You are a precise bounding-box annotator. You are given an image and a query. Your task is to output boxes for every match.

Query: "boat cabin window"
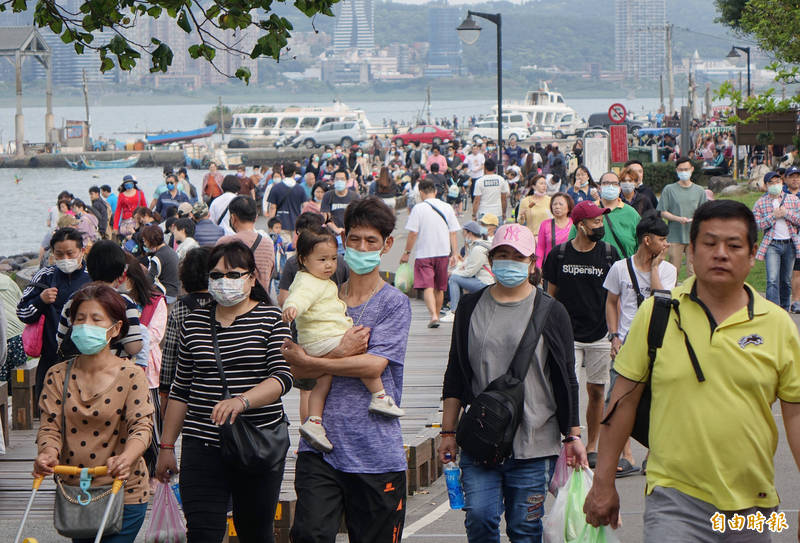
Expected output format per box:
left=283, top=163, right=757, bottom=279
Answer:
left=300, top=117, right=319, bottom=129
left=259, top=117, right=278, bottom=128
left=561, top=114, right=573, bottom=123
left=280, top=117, right=299, bottom=129
left=509, top=114, right=524, bottom=123
left=323, top=117, right=339, bottom=125
left=557, top=95, right=565, bottom=103
left=243, top=117, right=258, bottom=128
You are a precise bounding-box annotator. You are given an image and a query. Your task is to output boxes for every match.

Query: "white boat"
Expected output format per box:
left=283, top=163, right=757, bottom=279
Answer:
left=494, top=83, right=584, bottom=139
left=229, top=103, right=373, bottom=144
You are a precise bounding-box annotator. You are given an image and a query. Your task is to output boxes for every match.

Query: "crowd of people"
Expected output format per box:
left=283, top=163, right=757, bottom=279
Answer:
left=1, top=135, right=799, bottom=543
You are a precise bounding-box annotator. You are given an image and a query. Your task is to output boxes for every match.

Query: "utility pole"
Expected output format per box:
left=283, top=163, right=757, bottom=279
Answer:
left=659, top=75, right=664, bottom=113
left=218, top=96, right=225, bottom=142
left=82, top=70, right=90, bottom=151
left=666, top=24, right=674, bottom=116
left=426, top=86, right=431, bottom=125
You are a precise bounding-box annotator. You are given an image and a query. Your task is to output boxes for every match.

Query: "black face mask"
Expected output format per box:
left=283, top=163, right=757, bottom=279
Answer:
left=584, top=224, right=605, bottom=242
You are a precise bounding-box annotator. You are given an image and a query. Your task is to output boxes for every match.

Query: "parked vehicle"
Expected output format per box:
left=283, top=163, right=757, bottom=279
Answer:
left=552, top=112, right=587, bottom=139
left=229, top=103, right=371, bottom=144
left=467, top=121, right=529, bottom=143
left=290, top=120, right=367, bottom=149
left=393, top=125, right=455, bottom=146
left=586, top=112, right=645, bottom=135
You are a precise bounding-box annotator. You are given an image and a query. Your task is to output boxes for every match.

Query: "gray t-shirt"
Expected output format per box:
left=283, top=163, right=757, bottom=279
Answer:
left=657, top=182, right=707, bottom=244
left=468, top=288, right=561, bottom=459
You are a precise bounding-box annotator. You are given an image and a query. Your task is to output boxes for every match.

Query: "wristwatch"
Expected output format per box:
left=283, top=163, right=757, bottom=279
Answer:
left=607, top=332, right=620, bottom=341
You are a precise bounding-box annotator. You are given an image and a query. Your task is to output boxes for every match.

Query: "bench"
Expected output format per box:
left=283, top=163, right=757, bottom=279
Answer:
left=12, top=359, right=37, bottom=430
left=273, top=498, right=296, bottom=543
left=405, top=433, right=433, bottom=495
left=0, top=381, right=8, bottom=447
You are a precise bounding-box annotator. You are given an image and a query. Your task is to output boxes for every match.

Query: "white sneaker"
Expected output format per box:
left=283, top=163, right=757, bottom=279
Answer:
left=299, top=419, right=333, bottom=452
left=368, top=394, right=405, bottom=418
left=440, top=311, right=455, bottom=323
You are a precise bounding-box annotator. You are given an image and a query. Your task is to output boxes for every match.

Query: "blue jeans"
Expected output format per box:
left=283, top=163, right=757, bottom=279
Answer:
left=460, top=452, right=556, bottom=543
left=765, top=240, right=795, bottom=310
left=72, top=503, right=148, bottom=543
left=448, top=275, right=487, bottom=311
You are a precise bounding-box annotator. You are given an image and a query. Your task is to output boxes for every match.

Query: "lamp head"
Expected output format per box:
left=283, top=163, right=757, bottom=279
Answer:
left=457, top=14, right=482, bottom=46
left=727, top=46, right=741, bottom=59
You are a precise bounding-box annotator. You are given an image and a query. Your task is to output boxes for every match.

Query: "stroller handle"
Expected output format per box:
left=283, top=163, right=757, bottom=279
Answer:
left=31, top=465, right=112, bottom=489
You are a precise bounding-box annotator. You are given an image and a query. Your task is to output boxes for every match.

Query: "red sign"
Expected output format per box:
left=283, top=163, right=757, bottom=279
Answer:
left=608, top=103, right=627, bottom=124
left=610, top=124, right=628, bottom=163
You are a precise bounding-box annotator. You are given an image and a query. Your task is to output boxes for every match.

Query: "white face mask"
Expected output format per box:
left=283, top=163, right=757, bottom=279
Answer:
left=55, top=258, right=81, bottom=274
left=208, top=277, right=249, bottom=307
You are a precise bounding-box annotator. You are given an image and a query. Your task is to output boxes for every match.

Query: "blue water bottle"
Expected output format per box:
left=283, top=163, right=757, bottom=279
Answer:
left=443, top=454, right=464, bottom=510
left=171, top=479, right=182, bottom=509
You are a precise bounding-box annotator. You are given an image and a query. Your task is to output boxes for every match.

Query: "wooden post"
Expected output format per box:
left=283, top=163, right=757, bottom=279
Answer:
left=45, top=53, right=54, bottom=145
left=11, top=360, right=38, bottom=430
left=15, top=50, right=24, bottom=158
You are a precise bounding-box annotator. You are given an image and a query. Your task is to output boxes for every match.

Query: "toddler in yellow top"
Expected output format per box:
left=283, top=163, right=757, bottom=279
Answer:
left=283, top=226, right=404, bottom=452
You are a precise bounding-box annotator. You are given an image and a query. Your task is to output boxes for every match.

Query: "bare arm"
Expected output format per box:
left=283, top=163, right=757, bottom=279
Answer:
left=660, top=210, right=683, bottom=223
left=277, top=289, right=289, bottom=307
left=547, top=282, right=558, bottom=297
left=501, top=192, right=508, bottom=218
left=437, top=397, right=463, bottom=463
left=283, top=339, right=387, bottom=381
left=605, top=292, right=620, bottom=335
left=403, top=231, right=418, bottom=254
left=267, top=204, right=277, bottom=219
left=781, top=401, right=800, bottom=471
left=122, top=340, right=143, bottom=356
left=472, top=196, right=481, bottom=219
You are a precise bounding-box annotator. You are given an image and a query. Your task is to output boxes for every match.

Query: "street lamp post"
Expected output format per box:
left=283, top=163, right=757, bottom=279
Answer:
left=458, top=11, right=503, bottom=172
left=727, top=46, right=751, bottom=97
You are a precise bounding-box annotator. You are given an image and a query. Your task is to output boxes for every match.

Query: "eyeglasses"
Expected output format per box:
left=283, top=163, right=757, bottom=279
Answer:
left=209, top=271, right=251, bottom=280
left=600, top=182, right=620, bottom=187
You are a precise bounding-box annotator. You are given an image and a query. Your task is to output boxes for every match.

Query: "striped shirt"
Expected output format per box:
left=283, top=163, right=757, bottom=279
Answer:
left=160, top=293, right=213, bottom=393
left=56, top=292, right=144, bottom=364
left=170, top=302, right=293, bottom=445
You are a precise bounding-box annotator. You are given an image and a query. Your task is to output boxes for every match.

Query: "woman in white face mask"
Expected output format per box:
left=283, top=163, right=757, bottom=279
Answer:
left=517, top=175, right=552, bottom=244
left=155, top=240, right=293, bottom=542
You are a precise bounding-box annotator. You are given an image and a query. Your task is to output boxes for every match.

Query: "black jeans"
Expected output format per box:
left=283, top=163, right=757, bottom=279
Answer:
left=179, top=437, right=284, bottom=543
left=290, top=452, right=406, bottom=543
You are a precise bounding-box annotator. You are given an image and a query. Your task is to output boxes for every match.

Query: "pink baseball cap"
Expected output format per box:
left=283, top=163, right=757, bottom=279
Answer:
left=490, top=223, right=535, bottom=257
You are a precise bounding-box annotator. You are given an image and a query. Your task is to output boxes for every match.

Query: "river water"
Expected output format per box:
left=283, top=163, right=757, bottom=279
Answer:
left=0, top=97, right=671, bottom=256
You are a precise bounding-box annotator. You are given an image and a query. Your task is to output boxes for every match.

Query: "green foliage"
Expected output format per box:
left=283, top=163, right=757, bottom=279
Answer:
left=739, top=0, right=800, bottom=64
left=0, top=0, right=340, bottom=82
left=643, top=160, right=708, bottom=194
left=714, top=0, right=749, bottom=29
left=204, top=105, right=233, bottom=131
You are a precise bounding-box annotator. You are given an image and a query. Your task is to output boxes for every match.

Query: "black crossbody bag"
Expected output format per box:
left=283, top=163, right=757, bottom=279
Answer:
left=456, top=289, right=554, bottom=466
left=209, top=305, right=289, bottom=472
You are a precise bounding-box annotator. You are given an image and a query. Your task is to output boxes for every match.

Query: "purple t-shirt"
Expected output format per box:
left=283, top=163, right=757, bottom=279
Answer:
left=298, top=283, right=412, bottom=473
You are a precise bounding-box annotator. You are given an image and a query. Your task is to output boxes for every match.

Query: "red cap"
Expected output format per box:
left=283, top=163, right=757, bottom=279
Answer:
left=571, top=201, right=610, bottom=223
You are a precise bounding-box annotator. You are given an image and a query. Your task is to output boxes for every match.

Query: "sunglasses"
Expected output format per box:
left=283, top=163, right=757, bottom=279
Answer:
left=209, top=271, right=251, bottom=280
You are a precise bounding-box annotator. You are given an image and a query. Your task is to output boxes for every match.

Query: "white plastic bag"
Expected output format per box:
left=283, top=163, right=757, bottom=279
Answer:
left=549, top=445, right=569, bottom=495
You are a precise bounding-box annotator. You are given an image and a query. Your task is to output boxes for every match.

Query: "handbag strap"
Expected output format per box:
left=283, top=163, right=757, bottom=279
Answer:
left=626, top=257, right=646, bottom=307
left=507, top=289, right=554, bottom=381
left=550, top=218, right=556, bottom=256
left=208, top=303, right=232, bottom=400
left=603, top=211, right=627, bottom=256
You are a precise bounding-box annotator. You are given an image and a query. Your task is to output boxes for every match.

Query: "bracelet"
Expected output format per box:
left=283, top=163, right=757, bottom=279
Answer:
left=238, top=395, right=250, bottom=411
left=159, top=444, right=175, bottom=450
left=562, top=435, right=581, bottom=443
left=439, top=430, right=456, bottom=436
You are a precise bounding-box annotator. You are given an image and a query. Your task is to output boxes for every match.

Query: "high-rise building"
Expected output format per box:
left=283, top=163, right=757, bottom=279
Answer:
left=614, top=0, right=665, bottom=80
left=424, top=5, right=462, bottom=78
left=332, top=0, right=375, bottom=52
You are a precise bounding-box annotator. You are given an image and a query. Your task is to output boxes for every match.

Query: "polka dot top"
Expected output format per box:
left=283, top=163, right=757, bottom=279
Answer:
left=36, top=360, right=154, bottom=505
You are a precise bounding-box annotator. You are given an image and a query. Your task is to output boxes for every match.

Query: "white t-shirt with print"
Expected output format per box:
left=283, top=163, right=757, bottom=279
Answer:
left=474, top=174, right=510, bottom=218
left=603, top=258, right=678, bottom=339
left=405, top=198, right=461, bottom=259
left=464, top=153, right=486, bottom=179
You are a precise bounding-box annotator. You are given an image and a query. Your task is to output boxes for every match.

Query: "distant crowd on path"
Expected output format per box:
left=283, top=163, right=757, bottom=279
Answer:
left=5, top=140, right=800, bottom=543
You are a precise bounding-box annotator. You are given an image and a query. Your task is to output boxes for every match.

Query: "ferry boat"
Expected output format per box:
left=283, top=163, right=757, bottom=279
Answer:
left=494, top=83, right=584, bottom=138
left=229, top=103, right=372, bottom=144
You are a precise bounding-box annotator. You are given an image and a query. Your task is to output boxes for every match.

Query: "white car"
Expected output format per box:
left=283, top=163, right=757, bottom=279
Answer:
left=468, top=121, right=529, bottom=143
left=292, top=120, right=367, bottom=149
left=551, top=112, right=587, bottom=139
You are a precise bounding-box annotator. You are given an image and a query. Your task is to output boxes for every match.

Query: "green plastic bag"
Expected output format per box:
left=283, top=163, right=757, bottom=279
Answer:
left=578, top=523, right=620, bottom=543
left=564, top=468, right=591, bottom=542
left=394, top=262, right=414, bottom=294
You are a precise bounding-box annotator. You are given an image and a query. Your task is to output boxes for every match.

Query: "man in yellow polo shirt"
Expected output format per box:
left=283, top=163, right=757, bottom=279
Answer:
left=584, top=200, right=800, bottom=542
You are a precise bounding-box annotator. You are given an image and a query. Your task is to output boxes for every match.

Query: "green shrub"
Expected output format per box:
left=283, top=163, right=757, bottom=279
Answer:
left=642, top=160, right=708, bottom=193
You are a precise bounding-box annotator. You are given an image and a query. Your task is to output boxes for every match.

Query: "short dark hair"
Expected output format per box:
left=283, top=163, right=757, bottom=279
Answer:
left=296, top=226, right=338, bottom=270
left=675, top=157, right=693, bottom=168
left=72, top=198, right=88, bottom=211
left=178, top=167, right=188, bottom=176
left=179, top=246, right=210, bottom=293
left=295, top=212, right=325, bottom=234
left=100, top=185, right=112, bottom=193
left=50, top=227, right=83, bottom=250
left=283, top=163, right=296, bottom=177
left=636, top=210, right=668, bottom=241
left=86, top=241, right=126, bottom=282
left=430, top=163, right=440, bottom=173
left=690, top=200, right=757, bottom=248
left=57, top=190, right=73, bottom=203
left=311, top=182, right=328, bottom=197
left=484, top=158, right=497, bottom=172
left=344, top=196, right=395, bottom=240
left=268, top=218, right=283, bottom=230
left=173, top=218, right=195, bottom=237
left=165, top=216, right=178, bottom=231
left=166, top=174, right=178, bottom=184
left=134, top=206, right=155, bottom=220
left=123, top=253, right=157, bottom=306
left=550, top=192, right=575, bottom=217
left=69, top=283, right=129, bottom=342
left=89, top=186, right=101, bottom=195
left=209, top=241, right=271, bottom=303
left=334, top=169, right=348, bottom=180
left=228, top=196, right=258, bottom=223
left=624, top=160, right=643, bottom=168
left=221, top=174, right=241, bottom=193
left=418, top=180, right=436, bottom=194
left=141, top=224, right=164, bottom=247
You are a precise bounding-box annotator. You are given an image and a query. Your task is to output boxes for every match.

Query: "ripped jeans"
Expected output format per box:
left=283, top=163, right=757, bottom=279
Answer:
left=460, top=451, right=556, bottom=543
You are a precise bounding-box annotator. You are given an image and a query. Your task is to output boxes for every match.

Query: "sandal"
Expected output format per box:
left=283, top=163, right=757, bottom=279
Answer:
left=428, top=320, right=440, bottom=329
left=616, top=458, right=640, bottom=478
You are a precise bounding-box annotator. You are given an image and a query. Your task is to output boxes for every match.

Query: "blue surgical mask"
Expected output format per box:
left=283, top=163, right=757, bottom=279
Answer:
left=344, top=246, right=383, bottom=275
left=600, top=185, right=620, bottom=200
left=480, top=226, right=489, bottom=236
left=491, top=259, right=530, bottom=288
left=71, top=324, right=115, bottom=355
left=677, top=171, right=692, bottom=181
left=323, top=153, right=332, bottom=159
left=124, top=182, right=134, bottom=190
left=334, top=180, right=347, bottom=192
left=768, top=183, right=783, bottom=196
left=166, top=183, right=175, bottom=191
left=356, top=151, right=362, bottom=157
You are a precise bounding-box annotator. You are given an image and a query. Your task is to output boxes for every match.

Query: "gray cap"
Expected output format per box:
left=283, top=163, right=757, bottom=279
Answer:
left=462, top=221, right=482, bottom=236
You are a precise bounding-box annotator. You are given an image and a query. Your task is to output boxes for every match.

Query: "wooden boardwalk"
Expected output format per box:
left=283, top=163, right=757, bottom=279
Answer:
left=0, top=295, right=451, bottom=521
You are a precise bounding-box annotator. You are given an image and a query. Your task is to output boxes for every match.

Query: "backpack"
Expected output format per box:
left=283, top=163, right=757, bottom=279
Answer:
left=456, top=289, right=554, bottom=466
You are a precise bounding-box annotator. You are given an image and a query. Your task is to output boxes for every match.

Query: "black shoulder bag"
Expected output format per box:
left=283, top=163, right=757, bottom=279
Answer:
left=625, top=257, right=646, bottom=307
left=456, top=290, right=554, bottom=466
left=209, top=306, right=290, bottom=472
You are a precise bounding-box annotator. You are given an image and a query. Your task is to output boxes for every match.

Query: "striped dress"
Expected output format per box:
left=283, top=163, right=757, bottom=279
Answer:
left=170, top=302, right=293, bottom=445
